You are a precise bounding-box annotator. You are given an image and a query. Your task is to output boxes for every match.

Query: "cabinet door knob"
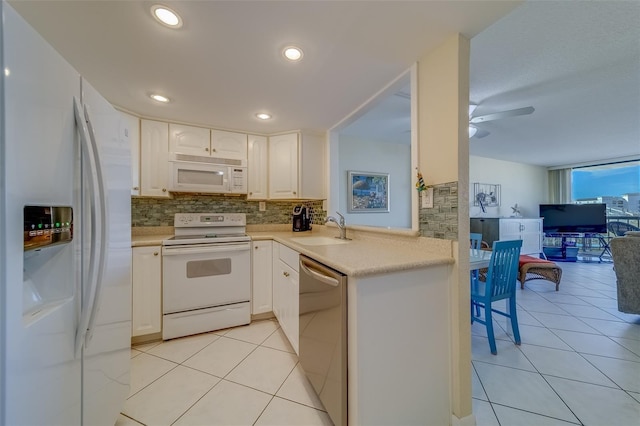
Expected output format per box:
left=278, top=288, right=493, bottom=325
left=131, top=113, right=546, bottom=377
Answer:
left=293, top=191, right=297, bottom=195
left=283, top=271, right=290, bottom=277
left=162, top=188, right=167, bottom=192
left=153, top=252, right=159, bottom=256
left=212, top=148, right=217, bottom=152
left=205, top=147, right=209, bottom=152
left=133, top=186, right=139, bottom=191
left=255, top=246, right=258, bottom=250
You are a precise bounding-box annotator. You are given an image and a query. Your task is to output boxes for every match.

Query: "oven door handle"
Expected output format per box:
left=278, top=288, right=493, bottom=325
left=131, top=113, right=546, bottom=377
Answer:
left=162, top=244, right=250, bottom=256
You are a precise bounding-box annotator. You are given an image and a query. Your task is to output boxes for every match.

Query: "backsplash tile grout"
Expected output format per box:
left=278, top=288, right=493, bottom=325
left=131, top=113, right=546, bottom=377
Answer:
left=131, top=194, right=325, bottom=227
left=132, top=183, right=458, bottom=241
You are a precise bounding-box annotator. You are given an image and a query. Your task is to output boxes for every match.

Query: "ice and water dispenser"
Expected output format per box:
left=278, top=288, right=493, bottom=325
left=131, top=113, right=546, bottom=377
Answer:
left=23, top=206, right=74, bottom=322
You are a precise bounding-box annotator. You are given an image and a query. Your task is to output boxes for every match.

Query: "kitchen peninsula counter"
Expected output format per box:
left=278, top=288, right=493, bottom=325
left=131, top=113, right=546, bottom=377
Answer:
left=131, top=224, right=454, bottom=425
left=249, top=225, right=453, bottom=277
left=131, top=225, right=453, bottom=276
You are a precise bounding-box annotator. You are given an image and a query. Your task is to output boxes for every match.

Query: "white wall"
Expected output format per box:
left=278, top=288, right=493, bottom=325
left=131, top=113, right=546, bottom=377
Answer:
left=470, top=155, right=548, bottom=218
left=338, top=135, right=411, bottom=228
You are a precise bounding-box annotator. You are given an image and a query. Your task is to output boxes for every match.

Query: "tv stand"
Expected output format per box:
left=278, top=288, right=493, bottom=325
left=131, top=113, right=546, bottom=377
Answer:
left=543, top=233, right=611, bottom=262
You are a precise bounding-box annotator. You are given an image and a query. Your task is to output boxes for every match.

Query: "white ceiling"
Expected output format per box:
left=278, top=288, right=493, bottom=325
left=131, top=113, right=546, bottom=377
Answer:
left=469, top=1, right=640, bottom=167
left=9, top=0, right=516, bottom=132
left=9, top=1, right=639, bottom=168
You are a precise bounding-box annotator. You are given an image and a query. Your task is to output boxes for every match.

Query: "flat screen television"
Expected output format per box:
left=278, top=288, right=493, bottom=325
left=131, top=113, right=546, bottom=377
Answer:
left=539, top=203, right=607, bottom=234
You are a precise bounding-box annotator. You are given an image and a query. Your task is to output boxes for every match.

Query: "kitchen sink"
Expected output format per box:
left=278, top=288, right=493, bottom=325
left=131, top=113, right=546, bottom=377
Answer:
left=289, top=236, right=350, bottom=246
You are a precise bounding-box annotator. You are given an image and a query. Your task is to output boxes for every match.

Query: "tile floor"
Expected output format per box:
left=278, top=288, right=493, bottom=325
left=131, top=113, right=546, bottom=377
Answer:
left=472, top=261, right=640, bottom=426
left=117, top=319, right=332, bottom=426
left=117, top=261, right=640, bottom=426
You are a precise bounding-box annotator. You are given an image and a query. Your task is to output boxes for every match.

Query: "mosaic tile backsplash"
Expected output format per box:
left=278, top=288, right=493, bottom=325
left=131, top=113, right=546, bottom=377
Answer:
left=131, top=194, right=325, bottom=227
left=419, top=181, right=458, bottom=240
left=133, top=183, right=458, bottom=241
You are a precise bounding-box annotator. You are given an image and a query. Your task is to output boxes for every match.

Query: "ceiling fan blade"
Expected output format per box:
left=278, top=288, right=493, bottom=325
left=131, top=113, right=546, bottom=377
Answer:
left=470, top=106, right=534, bottom=124
left=474, top=129, right=491, bottom=138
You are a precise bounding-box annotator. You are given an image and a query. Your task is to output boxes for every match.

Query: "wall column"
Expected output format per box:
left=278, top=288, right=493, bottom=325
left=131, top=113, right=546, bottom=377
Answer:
left=418, top=33, right=472, bottom=422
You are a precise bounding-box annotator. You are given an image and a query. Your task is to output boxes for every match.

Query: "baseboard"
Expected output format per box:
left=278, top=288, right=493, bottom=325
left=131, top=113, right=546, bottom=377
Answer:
left=131, top=332, right=162, bottom=346
left=452, top=412, right=476, bottom=426
left=251, top=311, right=275, bottom=321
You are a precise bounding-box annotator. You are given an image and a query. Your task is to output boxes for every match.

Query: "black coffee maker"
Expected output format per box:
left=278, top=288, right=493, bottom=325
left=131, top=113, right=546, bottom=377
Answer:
left=292, top=205, right=311, bottom=232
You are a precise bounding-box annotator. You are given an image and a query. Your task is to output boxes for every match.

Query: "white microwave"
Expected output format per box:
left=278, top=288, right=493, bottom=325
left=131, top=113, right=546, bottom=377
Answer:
left=168, top=153, right=247, bottom=194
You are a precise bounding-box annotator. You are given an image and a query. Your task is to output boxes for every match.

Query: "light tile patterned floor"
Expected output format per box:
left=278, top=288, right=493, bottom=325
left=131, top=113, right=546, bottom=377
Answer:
left=117, top=320, right=331, bottom=426
left=118, top=261, right=640, bottom=425
left=472, top=261, right=640, bottom=425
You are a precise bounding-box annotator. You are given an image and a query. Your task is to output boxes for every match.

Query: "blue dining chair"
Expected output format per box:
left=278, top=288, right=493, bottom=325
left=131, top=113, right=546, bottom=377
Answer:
left=470, top=233, right=484, bottom=316
left=470, top=233, right=483, bottom=251
left=471, top=239, right=523, bottom=355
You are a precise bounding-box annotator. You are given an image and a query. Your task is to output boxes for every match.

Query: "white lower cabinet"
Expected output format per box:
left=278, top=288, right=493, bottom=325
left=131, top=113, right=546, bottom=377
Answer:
left=131, top=246, right=162, bottom=338
left=499, top=218, right=543, bottom=255
left=272, top=242, right=299, bottom=354
left=251, top=240, right=273, bottom=315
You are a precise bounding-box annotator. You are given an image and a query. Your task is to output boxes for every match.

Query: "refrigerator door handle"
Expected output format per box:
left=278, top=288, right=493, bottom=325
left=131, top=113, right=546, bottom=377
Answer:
left=82, top=103, right=109, bottom=347
left=72, top=97, right=101, bottom=357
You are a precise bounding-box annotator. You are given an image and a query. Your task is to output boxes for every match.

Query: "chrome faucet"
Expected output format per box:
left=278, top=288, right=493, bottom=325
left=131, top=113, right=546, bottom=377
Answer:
left=326, top=211, right=349, bottom=240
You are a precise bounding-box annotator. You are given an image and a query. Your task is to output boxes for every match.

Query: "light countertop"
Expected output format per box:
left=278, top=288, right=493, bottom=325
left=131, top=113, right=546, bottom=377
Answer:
left=132, top=225, right=453, bottom=277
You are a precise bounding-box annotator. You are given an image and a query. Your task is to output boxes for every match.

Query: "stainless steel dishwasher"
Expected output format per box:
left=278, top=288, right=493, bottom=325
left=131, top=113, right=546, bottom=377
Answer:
left=299, top=255, right=347, bottom=426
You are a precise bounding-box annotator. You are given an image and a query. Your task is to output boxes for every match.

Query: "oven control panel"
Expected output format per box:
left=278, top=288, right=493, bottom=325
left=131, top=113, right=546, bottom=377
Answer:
left=174, top=213, right=246, bottom=228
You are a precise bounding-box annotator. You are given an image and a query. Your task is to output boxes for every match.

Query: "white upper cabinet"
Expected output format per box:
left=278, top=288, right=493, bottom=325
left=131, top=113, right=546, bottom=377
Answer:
left=169, top=123, right=210, bottom=156
left=269, top=132, right=325, bottom=199
left=140, top=119, right=170, bottom=198
left=119, top=111, right=140, bottom=196
left=169, top=125, right=247, bottom=162
left=269, top=133, right=298, bottom=199
left=247, top=135, right=268, bottom=200
left=211, top=130, right=248, bottom=161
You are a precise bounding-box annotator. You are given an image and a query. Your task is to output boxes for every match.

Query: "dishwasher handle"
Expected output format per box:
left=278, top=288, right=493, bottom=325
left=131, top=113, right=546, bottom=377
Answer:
left=299, top=258, right=339, bottom=287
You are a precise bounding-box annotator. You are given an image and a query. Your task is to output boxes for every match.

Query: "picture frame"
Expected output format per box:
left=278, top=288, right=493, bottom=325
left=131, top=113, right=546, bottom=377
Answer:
left=473, top=182, right=501, bottom=207
left=348, top=171, right=390, bottom=213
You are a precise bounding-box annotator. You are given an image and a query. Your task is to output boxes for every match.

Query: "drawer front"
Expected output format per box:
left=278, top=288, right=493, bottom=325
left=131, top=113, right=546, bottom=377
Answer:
left=279, top=243, right=299, bottom=272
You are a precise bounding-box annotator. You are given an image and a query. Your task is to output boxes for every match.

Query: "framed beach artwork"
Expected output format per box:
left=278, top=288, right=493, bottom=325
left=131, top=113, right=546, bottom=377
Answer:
left=347, top=171, right=389, bottom=213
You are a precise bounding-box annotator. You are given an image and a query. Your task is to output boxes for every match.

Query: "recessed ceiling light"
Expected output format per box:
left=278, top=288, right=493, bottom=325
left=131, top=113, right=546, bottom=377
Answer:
left=150, top=94, right=170, bottom=103
left=151, top=5, right=183, bottom=28
left=282, top=46, right=303, bottom=62
left=256, top=113, right=272, bottom=120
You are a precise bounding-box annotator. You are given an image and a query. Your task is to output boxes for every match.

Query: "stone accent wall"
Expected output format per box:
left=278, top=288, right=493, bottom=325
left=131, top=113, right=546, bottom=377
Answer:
left=132, top=194, right=325, bottom=227
left=419, top=181, right=458, bottom=240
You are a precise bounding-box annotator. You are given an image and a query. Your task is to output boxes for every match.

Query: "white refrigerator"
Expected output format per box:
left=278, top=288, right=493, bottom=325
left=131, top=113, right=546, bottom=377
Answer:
left=0, top=2, right=132, bottom=425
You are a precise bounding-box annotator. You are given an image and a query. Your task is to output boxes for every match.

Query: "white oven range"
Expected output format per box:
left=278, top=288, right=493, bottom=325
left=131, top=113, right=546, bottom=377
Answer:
left=162, top=213, right=251, bottom=340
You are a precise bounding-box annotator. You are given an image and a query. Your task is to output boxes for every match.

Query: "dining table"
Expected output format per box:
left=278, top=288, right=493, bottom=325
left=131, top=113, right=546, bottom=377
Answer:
left=470, top=248, right=491, bottom=271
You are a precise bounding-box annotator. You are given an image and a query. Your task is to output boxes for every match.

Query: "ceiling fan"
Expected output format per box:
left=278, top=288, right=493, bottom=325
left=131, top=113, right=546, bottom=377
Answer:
left=469, top=104, right=535, bottom=138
